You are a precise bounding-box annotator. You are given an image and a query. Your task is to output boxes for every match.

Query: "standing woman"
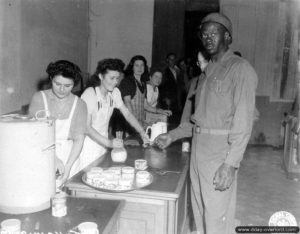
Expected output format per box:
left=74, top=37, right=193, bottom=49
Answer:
left=80, top=58, right=149, bottom=170
left=119, top=55, right=149, bottom=135
left=29, top=60, right=87, bottom=184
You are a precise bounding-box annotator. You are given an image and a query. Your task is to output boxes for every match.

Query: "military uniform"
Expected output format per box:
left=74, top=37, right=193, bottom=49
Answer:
left=169, top=50, right=258, bottom=233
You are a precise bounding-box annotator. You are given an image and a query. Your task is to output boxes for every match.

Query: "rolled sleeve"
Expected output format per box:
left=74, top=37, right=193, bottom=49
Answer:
left=112, top=88, right=124, bottom=109
left=225, top=62, right=258, bottom=168
left=81, top=87, right=97, bottom=116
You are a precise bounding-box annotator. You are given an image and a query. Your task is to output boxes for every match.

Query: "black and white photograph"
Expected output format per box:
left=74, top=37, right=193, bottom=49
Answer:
left=0, top=0, right=299, bottom=233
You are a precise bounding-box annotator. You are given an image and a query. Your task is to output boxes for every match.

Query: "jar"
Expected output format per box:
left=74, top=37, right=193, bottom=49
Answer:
left=52, top=192, right=67, bottom=217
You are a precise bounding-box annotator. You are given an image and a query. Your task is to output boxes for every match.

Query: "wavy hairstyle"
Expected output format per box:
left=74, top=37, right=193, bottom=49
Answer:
left=46, top=60, right=82, bottom=86
left=124, top=55, right=149, bottom=83
left=88, top=58, right=125, bottom=87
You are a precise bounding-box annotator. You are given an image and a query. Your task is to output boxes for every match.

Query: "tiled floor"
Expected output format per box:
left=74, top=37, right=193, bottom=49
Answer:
left=183, top=146, right=300, bottom=233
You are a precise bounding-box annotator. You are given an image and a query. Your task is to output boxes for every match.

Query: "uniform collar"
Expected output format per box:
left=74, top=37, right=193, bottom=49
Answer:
left=204, top=49, right=233, bottom=76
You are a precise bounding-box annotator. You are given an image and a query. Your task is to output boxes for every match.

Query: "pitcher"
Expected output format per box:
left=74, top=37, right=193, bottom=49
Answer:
left=146, top=122, right=167, bottom=144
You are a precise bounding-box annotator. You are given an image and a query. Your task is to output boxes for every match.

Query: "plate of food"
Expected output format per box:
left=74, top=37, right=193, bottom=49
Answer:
left=82, top=166, right=153, bottom=193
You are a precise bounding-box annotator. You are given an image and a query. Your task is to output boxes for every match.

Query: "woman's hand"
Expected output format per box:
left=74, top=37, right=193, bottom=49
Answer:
left=110, top=138, right=124, bottom=148
left=140, top=131, right=150, bottom=146
left=59, top=170, right=70, bottom=186
left=55, top=156, right=65, bottom=177
left=158, top=109, right=172, bottom=116
left=164, top=98, right=171, bottom=107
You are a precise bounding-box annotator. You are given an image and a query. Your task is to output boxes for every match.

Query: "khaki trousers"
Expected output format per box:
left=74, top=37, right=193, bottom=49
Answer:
left=190, top=132, right=237, bottom=234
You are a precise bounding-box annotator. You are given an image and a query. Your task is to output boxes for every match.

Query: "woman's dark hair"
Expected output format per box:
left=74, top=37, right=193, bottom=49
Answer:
left=95, top=58, right=125, bottom=76
left=88, top=58, right=125, bottom=87
left=149, top=67, right=163, bottom=77
left=46, top=60, right=82, bottom=86
left=124, top=55, right=149, bottom=82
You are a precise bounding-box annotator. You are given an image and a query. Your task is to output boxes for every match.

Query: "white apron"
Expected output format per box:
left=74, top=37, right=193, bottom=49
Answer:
left=79, top=87, right=114, bottom=170
left=41, top=91, right=79, bottom=178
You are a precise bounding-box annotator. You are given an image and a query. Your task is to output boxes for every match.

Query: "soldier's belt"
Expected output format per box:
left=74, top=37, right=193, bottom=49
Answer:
left=194, top=126, right=229, bottom=135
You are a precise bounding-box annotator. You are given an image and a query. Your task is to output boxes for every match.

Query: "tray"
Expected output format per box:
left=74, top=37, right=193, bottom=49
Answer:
left=82, top=169, right=153, bottom=193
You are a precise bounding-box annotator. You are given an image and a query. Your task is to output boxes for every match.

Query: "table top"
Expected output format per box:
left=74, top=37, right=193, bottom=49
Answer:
left=0, top=197, right=124, bottom=234
left=66, top=143, right=190, bottom=199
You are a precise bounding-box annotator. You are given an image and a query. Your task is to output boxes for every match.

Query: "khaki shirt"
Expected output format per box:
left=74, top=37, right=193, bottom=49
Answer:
left=170, top=50, right=258, bottom=168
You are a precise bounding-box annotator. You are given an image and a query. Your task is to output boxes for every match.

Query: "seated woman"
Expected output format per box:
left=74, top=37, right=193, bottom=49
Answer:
left=29, top=60, right=87, bottom=184
left=80, top=58, right=149, bottom=170
left=144, top=67, right=172, bottom=123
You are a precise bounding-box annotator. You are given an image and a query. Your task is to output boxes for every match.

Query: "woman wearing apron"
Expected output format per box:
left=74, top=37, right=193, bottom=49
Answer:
left=80, top=58, right=149, bottom=170
left=29, top=60, right=87, bottom=185
left=119, top=55, right=150, bottom=137
left=144, top=67, right=172, bottom=118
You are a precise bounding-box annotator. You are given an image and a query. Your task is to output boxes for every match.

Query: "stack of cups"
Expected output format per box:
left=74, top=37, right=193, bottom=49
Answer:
left=0, top=219, right=21, bottom=234
left=52, top=191, right=67, bottom=217
left=78, top=222, right=99, bottom=234
left=135, top=159, right=148, bottom=170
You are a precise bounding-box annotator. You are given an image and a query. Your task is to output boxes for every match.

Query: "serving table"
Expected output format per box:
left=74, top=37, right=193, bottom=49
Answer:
left=65, top=143, right=190, bottom=234
left=0, top=197, right=124, bottom=234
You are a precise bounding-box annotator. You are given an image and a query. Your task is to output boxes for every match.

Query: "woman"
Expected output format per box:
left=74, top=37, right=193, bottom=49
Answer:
left=29, top=60, right=87, bottom=184
left=80, top=58, right=149, bottom=170
left=119, top=55, right=149, bottom=131
left=144, top=67, right=172, bottom=117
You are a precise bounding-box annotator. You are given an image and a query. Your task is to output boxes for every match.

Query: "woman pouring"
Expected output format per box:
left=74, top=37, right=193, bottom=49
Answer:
left=29, top=60, right=87, bottom=185
left=80, top=58, right=149, bottom=170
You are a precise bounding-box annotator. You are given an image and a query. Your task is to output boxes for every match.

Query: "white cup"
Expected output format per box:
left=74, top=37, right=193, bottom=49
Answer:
left=135, top=159, right=148, bottom=170
left=78, top=222, right=99, bottom=234
left=1, top=219, right=21, bottom=234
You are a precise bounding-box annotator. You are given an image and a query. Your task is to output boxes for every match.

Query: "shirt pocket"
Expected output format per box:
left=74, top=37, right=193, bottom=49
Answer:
left=207, top=75, right=232, bottom=96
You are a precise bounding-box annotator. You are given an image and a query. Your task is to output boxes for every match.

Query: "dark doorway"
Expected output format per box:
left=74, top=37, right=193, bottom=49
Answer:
left=183, top=9, right=219, bottom=76
left=184, top=11, right=207, bottom=61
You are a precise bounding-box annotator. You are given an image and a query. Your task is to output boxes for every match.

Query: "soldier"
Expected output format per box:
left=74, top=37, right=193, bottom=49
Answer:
left=155, top=13, right=258, bottom=234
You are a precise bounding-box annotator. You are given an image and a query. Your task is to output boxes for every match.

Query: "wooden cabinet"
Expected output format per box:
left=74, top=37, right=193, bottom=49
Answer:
left=66, top=145, right=189, bottom=234
left=0, top=197, right=124, bottom=234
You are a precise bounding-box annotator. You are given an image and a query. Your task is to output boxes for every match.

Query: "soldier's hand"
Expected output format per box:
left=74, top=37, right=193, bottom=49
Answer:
left=154, top=133, right=172, bottom=149
left=213, top=163, right=236, bottom=191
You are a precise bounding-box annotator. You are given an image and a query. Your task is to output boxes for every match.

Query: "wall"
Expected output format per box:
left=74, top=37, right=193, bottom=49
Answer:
left=221, top=0, right=299, bottom=146
left=88, top=0, right=154, bottom=73
left=0, top=0, right=88, bottom=115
